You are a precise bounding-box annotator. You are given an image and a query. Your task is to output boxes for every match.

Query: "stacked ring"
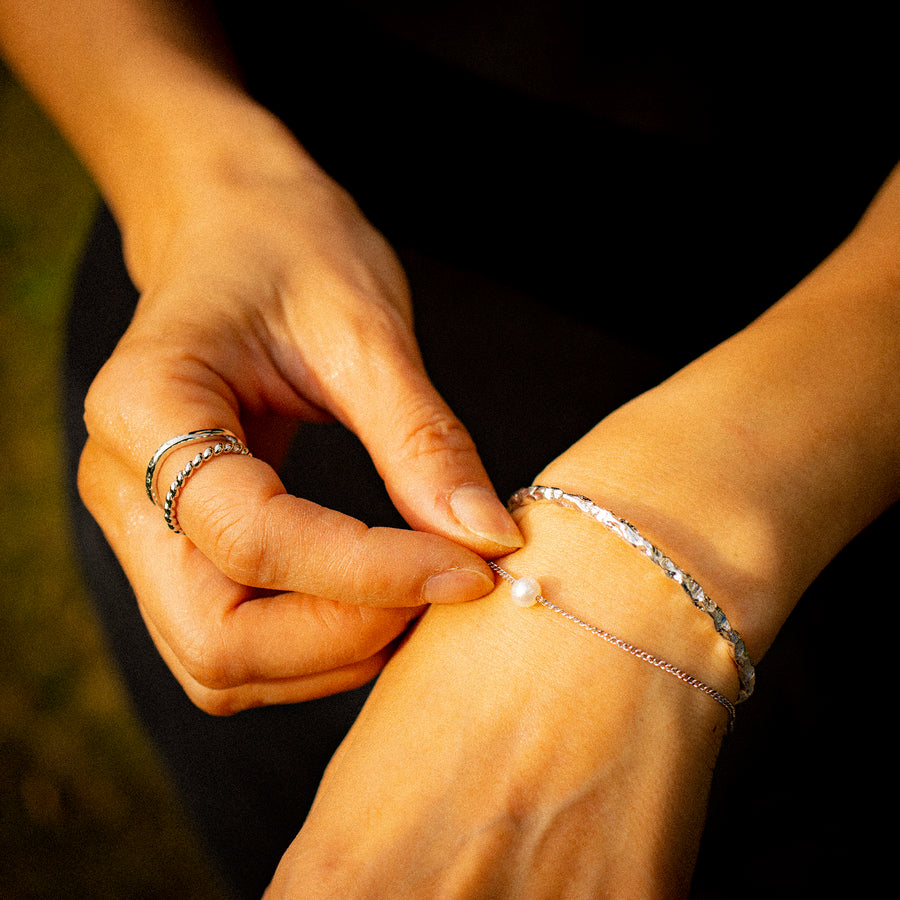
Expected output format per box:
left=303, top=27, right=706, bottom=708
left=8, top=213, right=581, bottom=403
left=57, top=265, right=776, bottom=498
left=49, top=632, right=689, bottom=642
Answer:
left=145, top=429, right=252, bottom=534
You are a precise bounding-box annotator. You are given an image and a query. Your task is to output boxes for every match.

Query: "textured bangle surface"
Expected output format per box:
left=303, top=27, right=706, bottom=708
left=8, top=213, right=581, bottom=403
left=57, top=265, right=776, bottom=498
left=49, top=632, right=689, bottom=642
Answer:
left=489, top=562, right=736, bottom=730
left=508, top=485, right=756, bottom=703
left=163, top=438, right=252, bottom=534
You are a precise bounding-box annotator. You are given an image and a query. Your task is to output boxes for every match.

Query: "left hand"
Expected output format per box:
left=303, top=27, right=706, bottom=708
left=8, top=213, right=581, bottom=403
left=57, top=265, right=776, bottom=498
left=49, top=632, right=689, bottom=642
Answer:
left=263, top=508, right=732, bottom=899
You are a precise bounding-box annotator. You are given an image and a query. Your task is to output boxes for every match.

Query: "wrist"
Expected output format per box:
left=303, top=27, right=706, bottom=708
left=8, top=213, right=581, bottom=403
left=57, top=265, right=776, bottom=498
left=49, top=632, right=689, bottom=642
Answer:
left=493, top=499, right=741, bottom=721
left=533, top=400, right=787, bottom=665
left=301, top=525, right=731, bottom=897
left=114, top=92, right=332, bottom=289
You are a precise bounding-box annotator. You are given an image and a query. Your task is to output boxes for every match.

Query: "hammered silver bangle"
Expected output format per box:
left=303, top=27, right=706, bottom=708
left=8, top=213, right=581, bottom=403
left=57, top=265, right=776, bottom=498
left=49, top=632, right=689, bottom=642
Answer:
left=488, top=561, right=736, bottom=730
left=145, top=429, right=242, bottom=506
left=162, top=438, right=252, bottom=533
left=508, top=485, right=756, bottom=703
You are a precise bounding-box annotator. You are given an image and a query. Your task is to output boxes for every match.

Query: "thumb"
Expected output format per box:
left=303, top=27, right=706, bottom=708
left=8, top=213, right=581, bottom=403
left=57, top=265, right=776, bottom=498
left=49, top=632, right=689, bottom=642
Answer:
left=345, top=365, right=523, bottom=555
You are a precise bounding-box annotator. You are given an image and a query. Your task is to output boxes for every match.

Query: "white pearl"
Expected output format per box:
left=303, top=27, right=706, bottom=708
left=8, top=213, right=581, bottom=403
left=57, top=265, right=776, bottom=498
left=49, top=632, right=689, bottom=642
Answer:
left=510, top=575, right=542, bottom=607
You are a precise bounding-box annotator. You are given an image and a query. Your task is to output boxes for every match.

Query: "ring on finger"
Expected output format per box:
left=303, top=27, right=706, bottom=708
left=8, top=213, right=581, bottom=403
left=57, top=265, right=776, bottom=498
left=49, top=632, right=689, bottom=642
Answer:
left=145, top=429, right=241, bottom=505
left=161, top=437, right=252, bottom=534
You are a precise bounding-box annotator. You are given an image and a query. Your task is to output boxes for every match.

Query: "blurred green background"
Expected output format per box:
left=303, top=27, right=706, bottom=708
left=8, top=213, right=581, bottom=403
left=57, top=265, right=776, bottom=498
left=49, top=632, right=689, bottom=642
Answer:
left=0, top=62, right=226, bottom=898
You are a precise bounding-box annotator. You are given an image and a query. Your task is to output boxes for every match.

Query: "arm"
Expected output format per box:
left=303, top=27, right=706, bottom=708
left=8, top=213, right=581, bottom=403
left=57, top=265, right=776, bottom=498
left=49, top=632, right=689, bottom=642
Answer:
left=543, top=162, right=900, bottom=663
left=0, top=0, right=523, bottom=712
left=265, top=165, right=900, bottom=897
left=0, top=0, right=244, bottom=283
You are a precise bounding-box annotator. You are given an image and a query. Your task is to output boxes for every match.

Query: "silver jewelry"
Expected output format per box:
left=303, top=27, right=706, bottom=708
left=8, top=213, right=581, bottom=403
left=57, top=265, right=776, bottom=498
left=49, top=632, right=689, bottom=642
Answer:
left=146, top=429, right=242, bottom=506
left=162, top=437, right=252, bottom=533
left=508, top=485, right=756, bottom=703
left=489, top=561, right=736, bottom=730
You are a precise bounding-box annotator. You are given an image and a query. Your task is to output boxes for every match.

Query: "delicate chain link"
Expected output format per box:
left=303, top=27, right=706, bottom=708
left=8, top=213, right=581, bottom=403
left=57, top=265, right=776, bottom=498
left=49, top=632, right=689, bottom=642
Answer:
left=488, top=561, right=736, bottom=731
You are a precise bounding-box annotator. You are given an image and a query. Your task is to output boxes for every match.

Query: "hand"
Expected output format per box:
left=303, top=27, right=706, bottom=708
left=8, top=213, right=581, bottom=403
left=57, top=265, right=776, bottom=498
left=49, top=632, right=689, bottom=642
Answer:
left=264, top=505, right=732, bottom=899
left=77, top=130, right=522, bottom=715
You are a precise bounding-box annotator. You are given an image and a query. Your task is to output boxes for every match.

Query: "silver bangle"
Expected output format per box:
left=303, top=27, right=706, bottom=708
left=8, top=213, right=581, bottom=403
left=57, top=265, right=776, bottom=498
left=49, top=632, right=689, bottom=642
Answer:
left=146, top=429, right=242, bottom=506
left=508, top=485, right=756, bottom=703
left=488, top=561, right=736, bottom=730
left=162, top=438, right=252, bottom=534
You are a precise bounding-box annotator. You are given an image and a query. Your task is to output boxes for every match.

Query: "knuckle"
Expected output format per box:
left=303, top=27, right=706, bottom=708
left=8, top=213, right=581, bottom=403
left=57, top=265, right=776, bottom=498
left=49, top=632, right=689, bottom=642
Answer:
left=176, top=626, right=244, bottom=692
left=200, top=497, right=288, bottom=589
left=208, top=512, right=263, bottom=582
left=75, top=440, right=103, bottom=512
left=178, top=642, right=226, bottom=690
left=398, top=409, right=476, bottom=463
left=348, top=533, right=413, bottom=605
left=81, top=368, right=113, bottom=437
left=183, top=683, right=244, bottom=717
left=82, top=353, right=135, bottom=440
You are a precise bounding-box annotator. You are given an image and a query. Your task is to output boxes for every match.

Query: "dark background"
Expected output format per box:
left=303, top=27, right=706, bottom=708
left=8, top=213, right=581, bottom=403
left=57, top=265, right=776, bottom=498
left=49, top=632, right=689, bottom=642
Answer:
left=0, top=61, right=228, bottom=899
left=2, top=4, right=899, bottom=894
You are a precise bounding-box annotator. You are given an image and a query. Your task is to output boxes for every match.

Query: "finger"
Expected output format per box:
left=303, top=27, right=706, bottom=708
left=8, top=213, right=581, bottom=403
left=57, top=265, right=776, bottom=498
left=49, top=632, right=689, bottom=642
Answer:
left=136, top=505, right=428, bottom=684
left=168, top=449, right=497, bottom=606
left=323, top=341, right=524, bottom=555
left=368, top=390, right=525, bottom=555
left=79, top=441, right=429, bottom=698
left=85, top=327, right=497, bottom=607
left=142, top=610, right=399, bottom=715
left=140, top=537, right=426, bottom=689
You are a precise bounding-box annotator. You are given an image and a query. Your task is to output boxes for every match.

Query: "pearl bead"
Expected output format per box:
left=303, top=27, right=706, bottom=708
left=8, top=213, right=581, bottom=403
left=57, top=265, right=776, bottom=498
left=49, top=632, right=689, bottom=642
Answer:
left=510, top=575, right=542, bottom=607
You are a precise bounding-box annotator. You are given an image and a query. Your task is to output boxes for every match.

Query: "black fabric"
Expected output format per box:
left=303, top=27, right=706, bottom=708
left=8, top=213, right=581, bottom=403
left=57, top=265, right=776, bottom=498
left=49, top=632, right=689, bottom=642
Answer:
left=216, top=1, right=899, bottom=360
left=61, top=5, right=898, bottom=898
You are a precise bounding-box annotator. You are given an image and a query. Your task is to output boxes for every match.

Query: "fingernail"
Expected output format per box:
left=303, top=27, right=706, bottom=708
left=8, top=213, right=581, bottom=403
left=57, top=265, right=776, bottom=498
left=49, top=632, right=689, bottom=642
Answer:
left=422, top=568, right=495, bottom=605
left=449, top=484, right=524, bottom=549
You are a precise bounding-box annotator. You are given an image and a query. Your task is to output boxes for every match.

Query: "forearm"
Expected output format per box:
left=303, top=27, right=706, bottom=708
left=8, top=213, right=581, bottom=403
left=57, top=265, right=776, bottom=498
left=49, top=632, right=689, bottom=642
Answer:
left=538, top=163, right=900, bottom=663
left=0, top=0, right=310, bottom=284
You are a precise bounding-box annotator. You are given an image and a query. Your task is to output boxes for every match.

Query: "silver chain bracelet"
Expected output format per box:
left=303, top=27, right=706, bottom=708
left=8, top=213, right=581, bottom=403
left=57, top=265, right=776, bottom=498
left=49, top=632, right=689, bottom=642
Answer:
left=488, top=561, right=736, bottom=730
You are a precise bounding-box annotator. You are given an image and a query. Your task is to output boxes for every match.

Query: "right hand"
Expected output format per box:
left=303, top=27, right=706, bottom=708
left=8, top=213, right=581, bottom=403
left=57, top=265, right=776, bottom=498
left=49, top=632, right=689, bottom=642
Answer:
left=77, top=118, right=522, bottom=715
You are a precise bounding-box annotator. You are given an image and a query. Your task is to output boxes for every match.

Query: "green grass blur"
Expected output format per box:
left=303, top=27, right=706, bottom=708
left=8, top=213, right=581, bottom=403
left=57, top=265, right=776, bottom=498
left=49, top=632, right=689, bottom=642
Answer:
left=0, top=63, right=226, bottom=899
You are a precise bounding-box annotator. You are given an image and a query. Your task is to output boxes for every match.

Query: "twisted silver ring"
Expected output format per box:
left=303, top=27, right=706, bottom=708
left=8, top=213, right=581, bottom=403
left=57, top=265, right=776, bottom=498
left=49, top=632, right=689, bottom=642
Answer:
left=145, top=429, right=241, bottom=506
left=162, top=437, right=252, bottom=533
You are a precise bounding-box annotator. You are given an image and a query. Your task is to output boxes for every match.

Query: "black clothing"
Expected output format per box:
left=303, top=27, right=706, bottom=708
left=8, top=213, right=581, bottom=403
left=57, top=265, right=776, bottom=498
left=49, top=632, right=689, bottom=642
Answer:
left=63, top=5, right=898, bottom=897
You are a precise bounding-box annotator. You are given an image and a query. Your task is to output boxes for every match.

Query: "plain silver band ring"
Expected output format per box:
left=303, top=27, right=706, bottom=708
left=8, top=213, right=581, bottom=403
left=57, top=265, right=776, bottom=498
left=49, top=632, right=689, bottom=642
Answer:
left=145, top=429, right=241, bottom=506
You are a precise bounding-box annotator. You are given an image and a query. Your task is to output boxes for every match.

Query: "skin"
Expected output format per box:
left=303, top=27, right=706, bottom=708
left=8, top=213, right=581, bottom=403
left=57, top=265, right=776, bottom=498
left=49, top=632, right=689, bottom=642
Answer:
left=264, top=507, right=736, bottom=900
left=267, top=170, right=900, bottom=896
left=3, top=2, right=899, bottom=895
